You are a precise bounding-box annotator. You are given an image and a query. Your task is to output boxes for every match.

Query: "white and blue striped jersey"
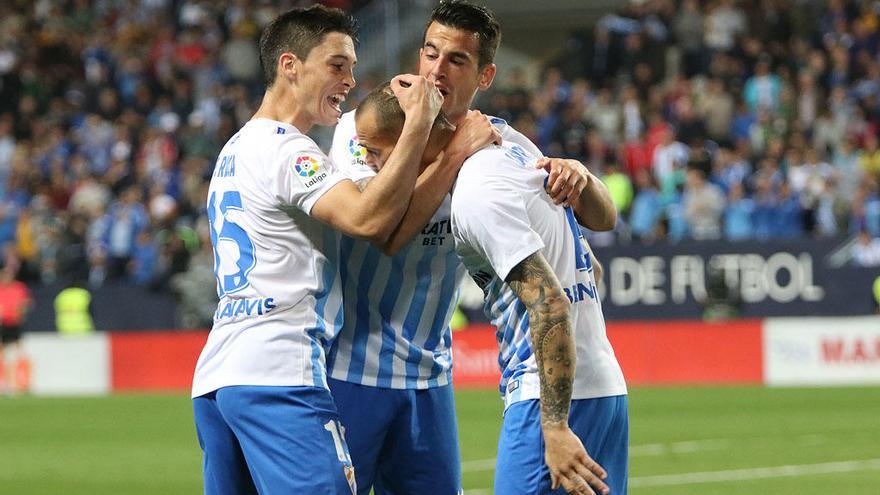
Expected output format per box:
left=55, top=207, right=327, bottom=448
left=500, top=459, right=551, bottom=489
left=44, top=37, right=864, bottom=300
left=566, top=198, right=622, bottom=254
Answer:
left=192, top=119, right=350, bottom=398
left=326, top=111, right=543, bottom=389
left=451, top=141, right=627, bottom=409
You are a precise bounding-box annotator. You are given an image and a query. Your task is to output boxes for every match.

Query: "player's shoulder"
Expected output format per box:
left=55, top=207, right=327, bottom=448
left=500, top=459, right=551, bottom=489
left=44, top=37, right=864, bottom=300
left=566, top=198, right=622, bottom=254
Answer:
left=461, top=141, right=540, bottom=178
left=234, top=119, right=317, bottom=151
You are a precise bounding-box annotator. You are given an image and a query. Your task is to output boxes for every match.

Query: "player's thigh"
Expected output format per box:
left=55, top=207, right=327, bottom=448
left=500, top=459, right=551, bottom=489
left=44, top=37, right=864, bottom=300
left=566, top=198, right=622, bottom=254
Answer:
left=494, top=399, right=555, bottom=495
left=570, top=395, right=629, bottom=495
left=374, top=385, right=462, bottom=495
left=192, top=393, right=258, bottom=495
left=329, top=378, right=399, bottom=494
left=216, top=385, right=357, bottom=495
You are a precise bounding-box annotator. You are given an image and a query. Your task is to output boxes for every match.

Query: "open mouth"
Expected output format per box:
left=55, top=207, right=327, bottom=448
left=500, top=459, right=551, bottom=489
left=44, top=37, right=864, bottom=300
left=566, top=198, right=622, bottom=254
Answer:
left=328, top=93, right=346, bottom=114
left=431, top=81, right=450, bottom=97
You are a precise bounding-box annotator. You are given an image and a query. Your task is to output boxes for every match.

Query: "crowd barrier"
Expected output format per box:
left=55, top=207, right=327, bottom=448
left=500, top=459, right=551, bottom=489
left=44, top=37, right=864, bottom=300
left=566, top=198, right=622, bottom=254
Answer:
left=12, top=316, right=878, bottom=396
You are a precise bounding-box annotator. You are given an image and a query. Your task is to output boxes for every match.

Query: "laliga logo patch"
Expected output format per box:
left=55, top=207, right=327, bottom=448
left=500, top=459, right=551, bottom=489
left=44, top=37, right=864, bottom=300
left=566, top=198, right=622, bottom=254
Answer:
left=348, top=135, right=365, bottom=159
left=292, top=154, right=328, bottom=189
left=294, top=155, right=320, bottom=177
left=348, top=135, right=367, bottom=167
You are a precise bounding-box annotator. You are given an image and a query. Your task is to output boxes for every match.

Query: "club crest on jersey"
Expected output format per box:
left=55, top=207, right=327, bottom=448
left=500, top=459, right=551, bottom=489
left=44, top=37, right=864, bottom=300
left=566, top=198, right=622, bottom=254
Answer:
left=292, top=154, right=328, bottom=189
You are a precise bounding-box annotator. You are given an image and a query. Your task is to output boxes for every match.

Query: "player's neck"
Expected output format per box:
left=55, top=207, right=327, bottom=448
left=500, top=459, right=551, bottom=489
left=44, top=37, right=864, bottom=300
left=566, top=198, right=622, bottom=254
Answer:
left=253, top=86, right=313, bottom=133
left=447, top=108, right=468, bottom=127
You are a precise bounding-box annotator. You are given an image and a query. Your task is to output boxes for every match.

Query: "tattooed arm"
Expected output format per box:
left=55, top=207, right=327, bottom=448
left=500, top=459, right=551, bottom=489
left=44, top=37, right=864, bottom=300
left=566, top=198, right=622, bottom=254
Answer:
left=507, top=253, right=609, bottom=495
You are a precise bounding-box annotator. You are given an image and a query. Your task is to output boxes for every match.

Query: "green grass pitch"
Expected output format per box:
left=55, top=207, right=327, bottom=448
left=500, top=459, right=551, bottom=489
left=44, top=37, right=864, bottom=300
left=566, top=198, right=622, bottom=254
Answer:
left=0, top=386, right=878, bottom=494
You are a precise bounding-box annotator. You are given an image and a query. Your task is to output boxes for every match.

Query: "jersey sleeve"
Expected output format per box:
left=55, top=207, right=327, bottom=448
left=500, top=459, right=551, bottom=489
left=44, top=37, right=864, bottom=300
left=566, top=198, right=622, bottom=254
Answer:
left=451, top=174, right=545, bottom=281
left=272, top=134, right=349, bottom=215
left=329, top=110, right=376, bottom=185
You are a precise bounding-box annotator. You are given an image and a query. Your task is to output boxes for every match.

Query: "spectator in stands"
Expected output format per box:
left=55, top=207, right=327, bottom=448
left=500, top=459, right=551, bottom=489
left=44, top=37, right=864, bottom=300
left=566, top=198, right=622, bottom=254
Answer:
left=672, top=0, right=704, bottom=77
left=775, top=182, right=805, bottom=238
left=652, top=126, right=689, bottom=199
left=833, top=135, right=865, bottom=199
left=853, top=229, right=880, bottom=267
left=104, top=186, right=149, bottom=281
left=704, top=0, right=747, bottom=54
left=585, top=87, right=621, bottom=146
left=171, top=221, right=215, bottom=329
left=602, top=161, right=633, bottom=216
left=129, top=230, right=159, bottom=286
left=699, top=78, right=735, bottom=142
left=860, top=132, right=880, bottom=182
left=629, top=168, right=663, bottom=242
left=723, top=182, right=754, bottom=241
left=683, top=167, right=724, bottom=240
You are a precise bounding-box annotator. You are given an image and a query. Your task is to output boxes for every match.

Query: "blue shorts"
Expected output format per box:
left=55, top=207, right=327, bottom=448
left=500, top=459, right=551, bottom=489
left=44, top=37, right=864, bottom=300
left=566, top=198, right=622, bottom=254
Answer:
left=193, top=386, right=356, bottom=495
left=328, top=378, right=462, bottom=495
left=495, top=395, right=629, bottom=495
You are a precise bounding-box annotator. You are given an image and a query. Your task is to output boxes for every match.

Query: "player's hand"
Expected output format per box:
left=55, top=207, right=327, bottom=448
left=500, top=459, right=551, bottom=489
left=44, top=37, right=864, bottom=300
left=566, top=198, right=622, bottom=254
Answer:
left=447, top=110, right=502, bottom=162
left=538, top=158, right=590, bottom=208
left=391, top=74, right=443, bottom=124
left=543, top=425, right=609, bottom=495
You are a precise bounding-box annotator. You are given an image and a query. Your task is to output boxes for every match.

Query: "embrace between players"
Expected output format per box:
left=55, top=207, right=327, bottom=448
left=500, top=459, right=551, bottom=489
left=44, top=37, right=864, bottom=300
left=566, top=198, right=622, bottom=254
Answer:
left=192, top=2, right=628, bottom=495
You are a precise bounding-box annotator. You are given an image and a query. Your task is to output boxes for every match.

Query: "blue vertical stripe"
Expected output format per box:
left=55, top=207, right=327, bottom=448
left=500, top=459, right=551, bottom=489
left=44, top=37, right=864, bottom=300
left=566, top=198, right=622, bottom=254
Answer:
left=375, top=244, right=410, bottom=387
left=345, top=247, right=380, bottom=383
left=423, top=249, right=460, bottom=385
left=326, top=234, right=355, bottom=370
left=402, top=244, right=439, bottom=388
left=309, top=227, right=339, bottom=388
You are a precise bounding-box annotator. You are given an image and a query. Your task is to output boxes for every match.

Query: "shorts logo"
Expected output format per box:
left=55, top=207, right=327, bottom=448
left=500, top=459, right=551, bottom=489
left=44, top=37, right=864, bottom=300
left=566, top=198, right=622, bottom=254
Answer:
left=292, top=154, right=328, bottom=189
left=344, top=464, right=357, bottom=494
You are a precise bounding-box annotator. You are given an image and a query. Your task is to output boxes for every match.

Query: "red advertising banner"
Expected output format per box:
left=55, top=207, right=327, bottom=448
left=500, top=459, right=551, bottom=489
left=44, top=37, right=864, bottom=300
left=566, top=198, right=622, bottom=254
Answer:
left=607, top=320, right=764, bottom=385
left=110, top=331, right=208, bottom=391
left=449, top=321, right=765, bottom=388
left=451, top=324, right=502, bottom=389
left=106, top=321, right=766, bottom=392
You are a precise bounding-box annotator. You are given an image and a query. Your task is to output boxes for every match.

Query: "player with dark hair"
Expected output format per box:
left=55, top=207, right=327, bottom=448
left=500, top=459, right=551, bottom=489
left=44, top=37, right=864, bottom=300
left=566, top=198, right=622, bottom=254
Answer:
left=355, top=76, right=627, bottom=495
left=190, top=5, right=496, bottom=494
left=327, top=1, right=619, bottom=494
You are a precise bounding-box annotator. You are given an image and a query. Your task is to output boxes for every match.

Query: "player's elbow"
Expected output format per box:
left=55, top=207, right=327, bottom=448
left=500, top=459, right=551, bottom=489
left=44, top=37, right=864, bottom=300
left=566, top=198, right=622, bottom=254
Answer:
left=375, top=240, right=402, bottom=257
left=539, top=289, right=572, bottom=316
left=354, top=221, right=393, bottom=245
left=593, top=208, right=617, bottom=232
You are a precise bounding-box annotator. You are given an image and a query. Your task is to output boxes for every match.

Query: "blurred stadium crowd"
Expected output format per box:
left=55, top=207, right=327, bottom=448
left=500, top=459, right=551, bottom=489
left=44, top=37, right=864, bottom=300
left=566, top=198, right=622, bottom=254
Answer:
left=0, top=0, right=879, bottom=301
left=478, top=0, right=880, bottom=257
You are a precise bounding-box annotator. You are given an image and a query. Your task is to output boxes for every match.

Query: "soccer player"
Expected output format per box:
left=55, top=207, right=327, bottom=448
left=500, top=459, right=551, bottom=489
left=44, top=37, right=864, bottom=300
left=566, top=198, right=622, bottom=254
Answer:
left=354, top=82, right=628, bottom=494
left=327, top=2, right=615, bottom=494
left=190, top=6, right=494, bottom=494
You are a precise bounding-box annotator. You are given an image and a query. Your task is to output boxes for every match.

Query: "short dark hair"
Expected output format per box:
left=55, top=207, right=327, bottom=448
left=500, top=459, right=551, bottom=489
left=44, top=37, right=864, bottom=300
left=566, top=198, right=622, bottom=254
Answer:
left=259, top=5, right=358, bottom=87
left=356, top=81, right=453, bottom=140
left=424, top=0, right=501, bottom=67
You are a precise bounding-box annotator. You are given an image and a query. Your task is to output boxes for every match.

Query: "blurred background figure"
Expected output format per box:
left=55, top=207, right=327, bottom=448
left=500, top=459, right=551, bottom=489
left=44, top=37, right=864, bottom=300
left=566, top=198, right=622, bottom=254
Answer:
left=53, top=278, right=95, bottom=336
left=0, top=255, right=32, bottom=393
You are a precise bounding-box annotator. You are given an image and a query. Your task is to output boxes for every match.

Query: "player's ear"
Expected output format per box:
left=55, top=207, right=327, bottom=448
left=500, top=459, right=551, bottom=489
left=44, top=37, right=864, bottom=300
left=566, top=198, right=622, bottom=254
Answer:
left=478, top=63, right=496, bottom=91
left=279, top=52, right=300, bottom=82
